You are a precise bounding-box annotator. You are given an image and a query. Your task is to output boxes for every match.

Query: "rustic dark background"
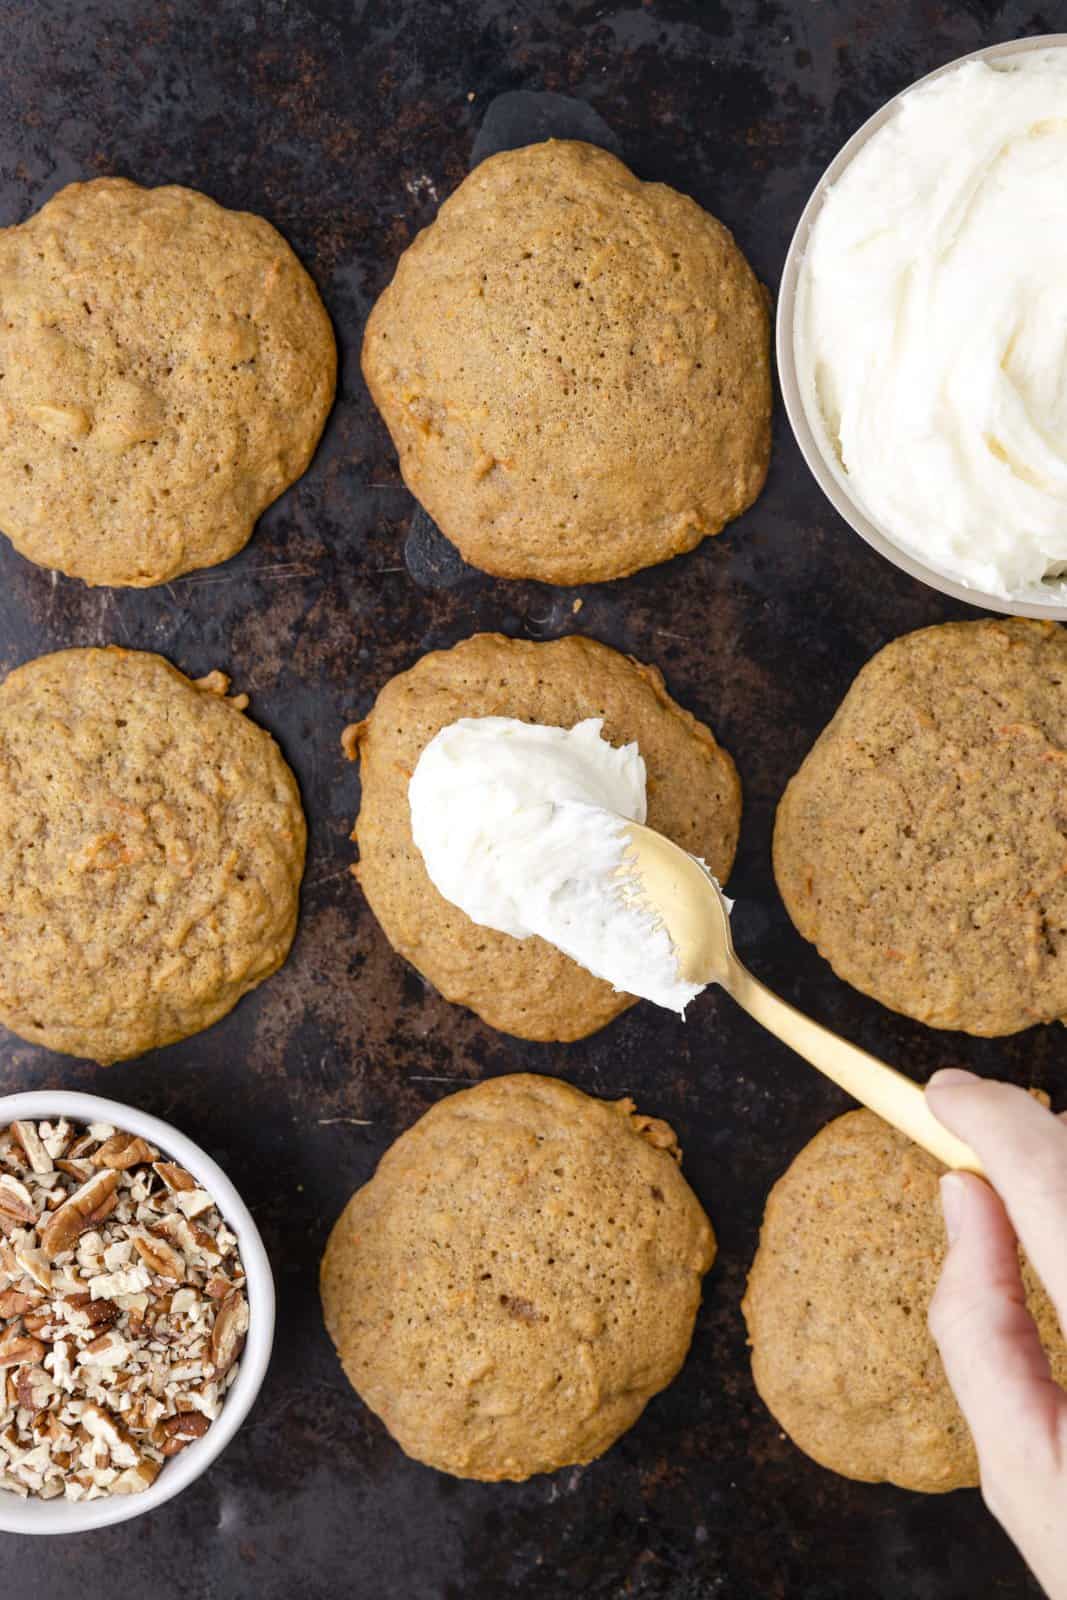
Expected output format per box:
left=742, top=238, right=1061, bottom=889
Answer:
left=0, top=1, right=1059, bottom=1595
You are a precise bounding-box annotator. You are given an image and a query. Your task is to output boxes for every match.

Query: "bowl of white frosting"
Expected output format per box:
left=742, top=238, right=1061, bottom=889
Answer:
left=779, top=35, right=1067, bottom=616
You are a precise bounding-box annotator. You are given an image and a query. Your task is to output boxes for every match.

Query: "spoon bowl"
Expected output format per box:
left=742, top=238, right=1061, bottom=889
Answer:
left=620, top=821, right=734, bottom=987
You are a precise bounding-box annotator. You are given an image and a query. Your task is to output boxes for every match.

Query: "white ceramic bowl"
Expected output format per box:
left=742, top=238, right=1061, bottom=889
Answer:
left=0, top=1089, right=275, bottom=1534
left=777, top=34, right=1067, bottom=620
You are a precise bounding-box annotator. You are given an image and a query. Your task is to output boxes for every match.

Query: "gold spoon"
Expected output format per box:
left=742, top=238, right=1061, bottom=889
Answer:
left=621, top=821, right=984, bottom=1175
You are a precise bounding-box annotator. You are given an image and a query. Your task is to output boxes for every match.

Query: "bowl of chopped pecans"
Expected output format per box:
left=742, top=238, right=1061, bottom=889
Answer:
left=0, top=1090, right=275, bottom=1533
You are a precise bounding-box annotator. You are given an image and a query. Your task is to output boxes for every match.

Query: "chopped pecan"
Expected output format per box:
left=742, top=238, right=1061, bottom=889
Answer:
left=64, top=1293, right=120, bottom=1331
left=125, top=1306, right=148, bottom=1339
left=38, top=1121, right=73, bottom=1162
left=16, top=1366, right=54, bottom=1413
left=160, top=1215, right=220, bottom=1263
left=14, top=1245, right=52, bottom=1291
left=0, top=1333, right=46, bottom=1369
left=152, top=1162, right=196, bottom=1193
left=55, top=1159, right=94, bottom=1182
left=91, top=1134, right=159, bottom=1171
left=0, top=1174, right=37, bottom=1227
left=76, top=1330, right=132, bottom=1369
left=39, top=1171, right=120, bottom=1259
left=125, top=1393, right=164, bottom=1434
left=10, top=1122, right=53, bottom=1176
left=130, top=1232, right=185, bottom=1282
left=89, top=1192, right=118, bottom=1228
left=209, top=1290, right=249, bottom=1377
left=159, top=1411, right=210, bottom=1456
left=0, top=1288, right=37, bottom=1317
left=80, top=1403, right=140, bottom=1468
left=43, top=1413, right=72, bottom=1448
left=112, top=1458, right=161, bottom=1494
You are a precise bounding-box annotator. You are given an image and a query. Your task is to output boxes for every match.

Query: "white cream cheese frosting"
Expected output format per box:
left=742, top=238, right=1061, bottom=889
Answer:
left=797, top=51, right=1067, bottom=600
left=407, top=716, right=702, bottom=1013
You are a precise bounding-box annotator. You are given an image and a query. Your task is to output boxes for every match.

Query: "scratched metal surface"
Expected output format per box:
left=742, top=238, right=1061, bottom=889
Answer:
left=0, top=2, right=1055, bottom=1596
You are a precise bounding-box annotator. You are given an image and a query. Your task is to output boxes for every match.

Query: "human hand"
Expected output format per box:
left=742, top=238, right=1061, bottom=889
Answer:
left=927, top=1068, right=1067, bottom=1600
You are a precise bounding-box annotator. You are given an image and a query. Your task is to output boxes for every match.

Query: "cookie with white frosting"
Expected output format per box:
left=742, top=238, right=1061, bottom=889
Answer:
left=343, top=632, right=741, bottom=1041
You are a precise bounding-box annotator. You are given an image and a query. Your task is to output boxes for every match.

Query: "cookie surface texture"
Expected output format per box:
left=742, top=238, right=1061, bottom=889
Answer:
left=345, top=631, right=741, bottom=1041
left=742, top=1108, right=1067, bottom=1493
left=0, top=177, right=336, bottom=585
left=321, top=1073, right=716, bottom=1481
left=362, top=139, right=771, bottom=583
left=0, top=647, right=306, bottom=1062
left=774, top=618, right=1067, bottom=1035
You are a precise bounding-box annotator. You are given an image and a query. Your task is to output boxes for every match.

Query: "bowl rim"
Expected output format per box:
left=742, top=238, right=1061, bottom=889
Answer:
left=776, top=32, right=1067, bottom=621
left=0, top=1088, right=275, bottom=1535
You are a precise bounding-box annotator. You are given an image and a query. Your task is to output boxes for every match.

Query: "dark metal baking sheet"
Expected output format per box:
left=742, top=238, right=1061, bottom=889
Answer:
left=0, top=2, right=1051, bottom=1596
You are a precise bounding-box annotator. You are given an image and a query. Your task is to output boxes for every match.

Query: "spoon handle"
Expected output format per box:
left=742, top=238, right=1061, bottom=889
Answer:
left=722, top=955, right=984, bottom=1175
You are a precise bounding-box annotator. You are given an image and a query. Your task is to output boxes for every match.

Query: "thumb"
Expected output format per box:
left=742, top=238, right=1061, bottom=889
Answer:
left=929, top=1172, right=1060, bottom=1467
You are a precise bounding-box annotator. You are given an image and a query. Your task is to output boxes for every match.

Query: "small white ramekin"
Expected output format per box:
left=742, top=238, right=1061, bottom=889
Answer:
left=0, top=1089, right=275, bottom=1535
left=778, top=34, right=1067, bottom=621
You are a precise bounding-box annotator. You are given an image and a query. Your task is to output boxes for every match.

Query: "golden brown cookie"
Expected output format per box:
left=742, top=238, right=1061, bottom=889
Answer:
left=742, top=1108, right=1067, bottom=1493
left=0, top=647, right=306, bottom=1063
left=344, top=632, right=741, bottom=1040
left=774, top=618, right=1067, bottom=1036
left=321, top=1073, right=716, bottom=1481
left=362, top=140, right=771, bottom=584
left=0, top=177, right=336, bottom=586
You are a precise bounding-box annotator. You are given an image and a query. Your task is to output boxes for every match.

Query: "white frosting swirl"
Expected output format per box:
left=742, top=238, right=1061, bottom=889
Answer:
left=798, top=51, right=1067, bottom=600
left=407, top=716, right=701, bottom=1013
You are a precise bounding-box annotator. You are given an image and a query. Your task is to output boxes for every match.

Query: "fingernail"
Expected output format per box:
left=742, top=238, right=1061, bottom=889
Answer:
left=941, top=1173, right=966, bottom=1244
left=928, top=1068, right=978, bottom=1091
